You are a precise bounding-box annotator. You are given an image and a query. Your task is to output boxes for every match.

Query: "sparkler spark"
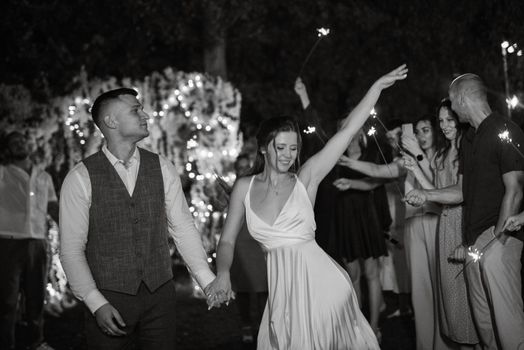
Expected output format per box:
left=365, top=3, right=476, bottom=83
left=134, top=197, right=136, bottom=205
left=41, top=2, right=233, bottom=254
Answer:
left=499, top=130, right=511, bottom=142
left=467, top=247, right=483, bottom=262
left=316, top=28, right=330, bottom=37
left=455, top=230, right=511, bottom=278
left=367, top=126, right=376, bottom=136
left=298, top=27, right=331, bottom=77
left=303, top=126, right=316, bottom=134
left=506, top=95, right=520, bottom=109
left=498, top=127, right=524, bottom=159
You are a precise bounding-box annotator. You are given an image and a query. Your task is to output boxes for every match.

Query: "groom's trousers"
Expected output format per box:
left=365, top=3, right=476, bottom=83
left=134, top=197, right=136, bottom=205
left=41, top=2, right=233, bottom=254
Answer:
left=84, top=280, right=177, bottom=350
left=465, top=226, right=524, bottom=350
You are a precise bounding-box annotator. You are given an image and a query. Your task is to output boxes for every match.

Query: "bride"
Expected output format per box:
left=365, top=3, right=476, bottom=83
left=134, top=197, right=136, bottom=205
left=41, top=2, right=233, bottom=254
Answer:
left=206, top=65, right=407, bottom=349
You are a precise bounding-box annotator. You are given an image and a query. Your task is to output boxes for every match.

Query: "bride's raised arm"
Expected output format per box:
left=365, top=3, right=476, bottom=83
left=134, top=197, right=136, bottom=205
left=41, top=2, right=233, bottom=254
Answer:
left=299, top=65, right=407, bottom=188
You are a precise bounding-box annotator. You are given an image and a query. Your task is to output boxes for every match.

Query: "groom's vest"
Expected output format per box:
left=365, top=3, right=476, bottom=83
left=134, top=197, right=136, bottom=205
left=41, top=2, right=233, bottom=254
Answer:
left=83, top=148, right=173, bottom=295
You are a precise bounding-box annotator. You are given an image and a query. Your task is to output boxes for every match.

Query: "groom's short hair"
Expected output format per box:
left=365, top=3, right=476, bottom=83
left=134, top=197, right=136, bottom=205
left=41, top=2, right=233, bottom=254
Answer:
left=90, top=88, right=138, bottom=129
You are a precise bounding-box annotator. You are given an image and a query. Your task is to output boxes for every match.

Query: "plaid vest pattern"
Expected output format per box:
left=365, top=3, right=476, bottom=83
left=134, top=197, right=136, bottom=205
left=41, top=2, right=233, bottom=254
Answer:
left=83, top=148, right=172, bottom=294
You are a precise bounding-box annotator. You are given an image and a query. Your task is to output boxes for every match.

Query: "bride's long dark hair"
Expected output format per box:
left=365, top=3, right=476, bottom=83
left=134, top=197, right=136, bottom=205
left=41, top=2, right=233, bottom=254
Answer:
left=246, top=116, right=302, bottom=176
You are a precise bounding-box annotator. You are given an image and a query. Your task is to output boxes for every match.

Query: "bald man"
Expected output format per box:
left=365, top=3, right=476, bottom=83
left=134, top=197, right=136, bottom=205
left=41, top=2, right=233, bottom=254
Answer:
left=406, top=74, right=524, bottom=349
left=59, top=88, right=216, bottom=349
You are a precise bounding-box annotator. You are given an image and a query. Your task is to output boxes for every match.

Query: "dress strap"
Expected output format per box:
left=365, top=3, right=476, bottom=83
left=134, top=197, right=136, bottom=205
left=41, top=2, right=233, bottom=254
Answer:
left=244, top=175, right=256, bottom=207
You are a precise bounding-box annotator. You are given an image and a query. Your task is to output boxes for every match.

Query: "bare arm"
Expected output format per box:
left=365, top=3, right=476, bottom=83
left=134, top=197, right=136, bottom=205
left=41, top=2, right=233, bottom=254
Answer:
left=346, top=158, right=405, bottom=179
left=403, top=154, right=434, bottom=189
left=406, top=175, right=463, bottom=206
left=495, top=171, right=524, bottom=235
left=205, top=177, right=250, bottom=305
left=299, top=65, right=408, bottom=188
left=333, top=177, right=387, bottom=191
left=294, top=77, right=310, bottom=109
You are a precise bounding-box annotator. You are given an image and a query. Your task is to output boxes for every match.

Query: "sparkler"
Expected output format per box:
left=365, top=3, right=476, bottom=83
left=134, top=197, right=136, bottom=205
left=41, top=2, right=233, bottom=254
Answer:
left=366, top=124, right=404, bottom=198
left=455, top=230, right=511, bottom=279
left=303, top=126, right=316, bottom=134
left=298, top=27, right=331, bottom=77
left=302, top=125, right=327, bottom=145
left=506, top=95, right=520, bottom=110
left=498, top=128, right=524, bottom=159
left=370, top=109, right=404, bottom=153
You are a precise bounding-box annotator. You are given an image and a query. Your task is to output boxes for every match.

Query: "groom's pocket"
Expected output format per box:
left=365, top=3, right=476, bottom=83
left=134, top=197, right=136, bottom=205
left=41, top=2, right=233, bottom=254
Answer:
left=473, top=226, right=495, bottom=248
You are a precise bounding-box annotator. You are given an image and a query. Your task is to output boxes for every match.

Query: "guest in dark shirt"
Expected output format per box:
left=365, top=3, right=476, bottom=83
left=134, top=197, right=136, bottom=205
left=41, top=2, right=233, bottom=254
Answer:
left=405, top=73, right=524, bottom=349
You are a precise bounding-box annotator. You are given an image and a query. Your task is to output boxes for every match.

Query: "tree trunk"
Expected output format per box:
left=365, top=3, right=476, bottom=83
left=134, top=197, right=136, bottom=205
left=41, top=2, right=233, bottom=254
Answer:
left=204, top=34, right=227, bottom=80
left=202, top=1, right=227, bottom=80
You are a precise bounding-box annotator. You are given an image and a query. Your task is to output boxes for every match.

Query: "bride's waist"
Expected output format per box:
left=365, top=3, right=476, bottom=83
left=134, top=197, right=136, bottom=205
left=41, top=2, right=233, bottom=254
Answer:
left=264, top=237, right=316, bottom=252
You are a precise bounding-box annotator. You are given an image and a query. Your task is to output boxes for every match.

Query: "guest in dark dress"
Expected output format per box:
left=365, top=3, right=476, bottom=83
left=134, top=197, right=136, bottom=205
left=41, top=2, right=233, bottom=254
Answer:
left=333, top=128, right=388, bottom=340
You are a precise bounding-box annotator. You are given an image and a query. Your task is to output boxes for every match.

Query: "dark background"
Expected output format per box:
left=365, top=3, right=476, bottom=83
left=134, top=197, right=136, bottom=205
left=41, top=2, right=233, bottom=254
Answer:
left=1, top=0, right=523, bottom=134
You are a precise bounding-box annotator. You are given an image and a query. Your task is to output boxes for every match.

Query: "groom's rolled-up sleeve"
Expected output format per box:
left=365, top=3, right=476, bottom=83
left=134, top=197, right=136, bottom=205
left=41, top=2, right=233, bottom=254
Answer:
left=161, top=157, right=215, bottom=289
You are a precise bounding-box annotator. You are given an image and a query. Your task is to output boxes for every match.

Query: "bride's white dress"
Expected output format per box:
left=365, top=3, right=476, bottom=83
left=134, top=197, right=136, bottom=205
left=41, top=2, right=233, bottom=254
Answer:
left=244, top=175, right=379, bottom=349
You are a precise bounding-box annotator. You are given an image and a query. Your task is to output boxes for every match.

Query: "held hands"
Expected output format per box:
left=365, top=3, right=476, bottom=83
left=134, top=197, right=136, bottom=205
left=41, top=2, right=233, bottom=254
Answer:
left=404, top=189, right=427, bottom=207
left=204, top=274, right=235, bottom=310
left=373, top=64, right=408, bottom=91
left=94, top=303, right=127, bottom=336
left=333, top=178, right=352, bottom=191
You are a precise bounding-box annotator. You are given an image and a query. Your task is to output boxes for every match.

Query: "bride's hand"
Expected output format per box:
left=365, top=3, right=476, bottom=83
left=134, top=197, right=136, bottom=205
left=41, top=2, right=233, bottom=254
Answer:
left=373, top=64, right=408, bottom=91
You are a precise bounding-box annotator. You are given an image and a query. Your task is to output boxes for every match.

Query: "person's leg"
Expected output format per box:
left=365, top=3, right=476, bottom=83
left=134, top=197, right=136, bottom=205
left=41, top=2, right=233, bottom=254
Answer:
left=421, top=216, right=455, bottom=350
left=465, top=228, right=498, bottom=350
left=235, top=292, right=251, bottom=328
left=364, top=257, right=383, bottom=342
left=0, top=239, right=25, bottom=350
left=235, top=292, right=253, bottom=342
left=138, top=281, right=177, bottom=350
left=480, top=236, right=524, bottom=350
left=363, top=257, right=382, bottom=330
left=23, top=239, right=48, bottom=348
left=405, top=216, right=435, bottom=350
left=345, top=259, right=362, bottom=307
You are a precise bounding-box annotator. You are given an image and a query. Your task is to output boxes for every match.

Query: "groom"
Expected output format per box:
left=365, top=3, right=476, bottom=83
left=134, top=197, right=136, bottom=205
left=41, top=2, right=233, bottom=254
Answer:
left=60, top=88, right=216, bottom=349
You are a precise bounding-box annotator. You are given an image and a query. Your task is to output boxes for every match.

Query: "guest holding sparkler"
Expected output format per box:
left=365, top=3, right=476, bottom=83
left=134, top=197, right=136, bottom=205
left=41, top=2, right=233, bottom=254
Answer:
left=403, top=99, right=478, bottom=348
left=345, top=116, right=450, bottom=350
left=332, top=126, right=389, bottom=341
left=340, top=119, right=412, bottom=317
left=405, top=74, right=524, bottom=350
left=294, top=77, right=338, bottom=254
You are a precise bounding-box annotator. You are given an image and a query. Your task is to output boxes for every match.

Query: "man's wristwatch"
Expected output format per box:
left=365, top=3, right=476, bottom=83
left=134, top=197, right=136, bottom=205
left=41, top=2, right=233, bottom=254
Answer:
left=416, top=154, right=424, bottom=161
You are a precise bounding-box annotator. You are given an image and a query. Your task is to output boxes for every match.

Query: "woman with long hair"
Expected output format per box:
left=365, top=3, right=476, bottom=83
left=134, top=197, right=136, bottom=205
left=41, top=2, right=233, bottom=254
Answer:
left=205, top=65, right=407, bottom=349
left=403, top=99, right=478, bottom=348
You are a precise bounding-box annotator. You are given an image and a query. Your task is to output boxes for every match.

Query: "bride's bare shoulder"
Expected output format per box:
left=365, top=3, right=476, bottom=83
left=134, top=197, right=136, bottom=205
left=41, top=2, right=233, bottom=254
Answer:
left=233, top=175, right=253, bottom=194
